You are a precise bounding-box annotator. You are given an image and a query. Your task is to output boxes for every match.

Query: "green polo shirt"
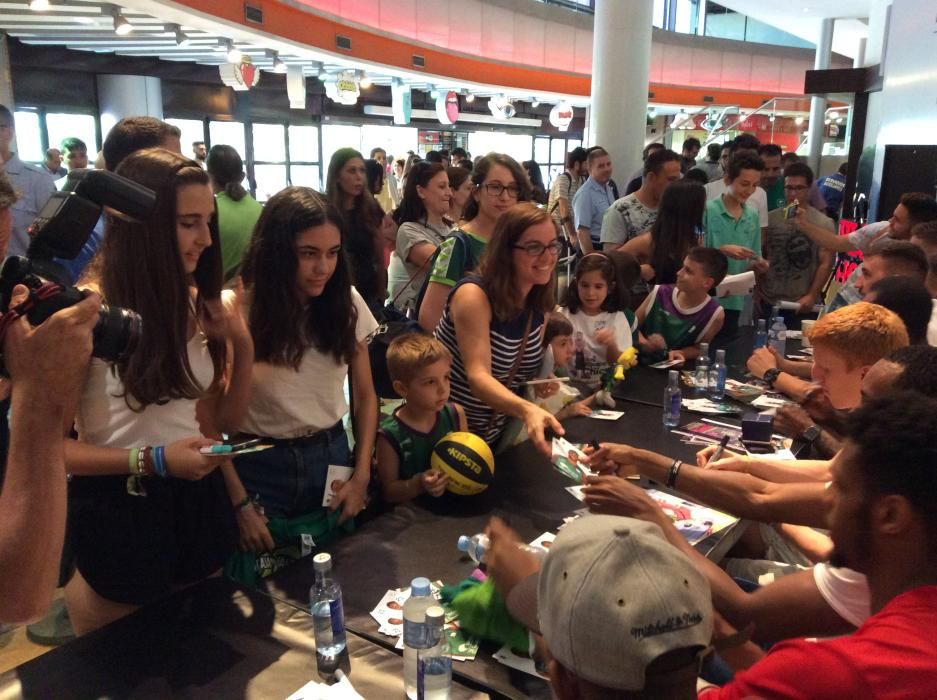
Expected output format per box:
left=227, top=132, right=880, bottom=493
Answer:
left=765, top=179, right=787, bottom=211
left=216, top=191, right=263, bottom=282
left=703, top=196, right=760, bottom=312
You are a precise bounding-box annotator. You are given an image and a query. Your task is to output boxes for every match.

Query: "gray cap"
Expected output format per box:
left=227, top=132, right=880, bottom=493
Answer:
left=507, top=515, right=713, bottom=691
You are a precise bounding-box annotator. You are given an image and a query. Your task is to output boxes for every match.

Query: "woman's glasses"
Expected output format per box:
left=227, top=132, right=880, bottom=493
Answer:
left=513, top=240, right=563, bottom=257
left=482, top=183, right=521, bottom=199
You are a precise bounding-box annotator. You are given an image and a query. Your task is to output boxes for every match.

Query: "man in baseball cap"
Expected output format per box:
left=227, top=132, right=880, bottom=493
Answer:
left=492, top=514, right=715, bottom=698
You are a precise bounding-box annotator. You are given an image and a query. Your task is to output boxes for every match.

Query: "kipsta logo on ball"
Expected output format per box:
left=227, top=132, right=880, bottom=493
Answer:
left=431, top=432, right=495, bottom=495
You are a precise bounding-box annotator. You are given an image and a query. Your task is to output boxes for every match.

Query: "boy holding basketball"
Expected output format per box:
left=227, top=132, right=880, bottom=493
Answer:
left=376, top=334, right=468, bottom=503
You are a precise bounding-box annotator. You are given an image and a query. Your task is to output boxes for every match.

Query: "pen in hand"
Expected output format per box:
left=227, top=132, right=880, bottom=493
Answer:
left=707, top=435, right=731, bottom=465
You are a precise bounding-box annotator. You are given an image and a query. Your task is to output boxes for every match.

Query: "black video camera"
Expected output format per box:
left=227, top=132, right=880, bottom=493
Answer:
left=0, top=169, right=156, bottom=368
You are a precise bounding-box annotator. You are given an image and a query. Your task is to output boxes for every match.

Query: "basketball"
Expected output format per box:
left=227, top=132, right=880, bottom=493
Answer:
left=431, top=432, right=495, bottom=496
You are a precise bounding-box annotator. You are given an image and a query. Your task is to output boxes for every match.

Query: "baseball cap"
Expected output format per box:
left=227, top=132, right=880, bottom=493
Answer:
left=506, top=515, right=713, bottom=691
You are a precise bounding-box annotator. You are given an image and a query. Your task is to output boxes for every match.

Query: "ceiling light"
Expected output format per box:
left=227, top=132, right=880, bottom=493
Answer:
left=769, top=114, right=776, bottom=122
left=794, top=116, right=805, bottom=126
left=221, top=40, right=242, bottom=63
left=531, top=99, right=540, bottom=108
left=168, top=24, right=188, bottom=46
left=29, top=0, right=49, bottom=10
left=359, top=73, right=372, bottom=89
left=465, top=93, right=475, bottom=103
left=111, top=7, right=132, bottom=35
left=272, top=52, right=287, bottom=74
left=429, top=88, right=440, bottom=99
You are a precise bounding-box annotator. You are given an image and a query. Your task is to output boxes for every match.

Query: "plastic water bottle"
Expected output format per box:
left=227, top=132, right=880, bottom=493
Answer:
left=310, top=553, right=346, bottom=674
left=708, top=349, right=727, bottom=400
left=663, top=370, right=681, bottom=428
left=404, top=578, right=436, bottom=699
left=694, top=342, right=710, bottom=395
left=457, top=534, right=545, bottom=565
left=769, top=316, right=787, bottom=357
left=753, top=319, right=768, bottom=350
left=417, top=605, right=452, bottom=700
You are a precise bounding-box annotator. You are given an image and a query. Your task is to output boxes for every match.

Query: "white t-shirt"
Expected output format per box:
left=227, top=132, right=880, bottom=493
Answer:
left=812, top=562, right=871, bottom=628
left=705, top=180, right=769, bottom=228
left=559, top=308, right=634, bottom=385
left=239, top=288, right=378, bottom=439
left=77, top=307, right=221, bottom=449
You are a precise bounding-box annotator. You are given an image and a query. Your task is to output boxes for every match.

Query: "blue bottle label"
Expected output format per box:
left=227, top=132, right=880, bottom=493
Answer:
left=404, top=619, right=431, bottom=649
left=330, top=598, right=344, bottom=636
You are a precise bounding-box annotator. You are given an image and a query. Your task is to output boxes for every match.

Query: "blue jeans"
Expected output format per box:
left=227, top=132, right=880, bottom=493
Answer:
left=233, top=432, right=351, bottom=520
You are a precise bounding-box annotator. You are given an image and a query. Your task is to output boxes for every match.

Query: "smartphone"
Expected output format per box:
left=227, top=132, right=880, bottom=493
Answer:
left=784, top=203, right=798, bottom=220
left=199, top=439, right=273, bottom=456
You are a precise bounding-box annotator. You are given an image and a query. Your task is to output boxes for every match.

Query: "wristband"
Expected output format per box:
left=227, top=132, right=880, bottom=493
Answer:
left=128, top=447, right=139, bottom=475
left=153, top=445, right=168, bottom=478
left=666, top=459, right=683, bottom=488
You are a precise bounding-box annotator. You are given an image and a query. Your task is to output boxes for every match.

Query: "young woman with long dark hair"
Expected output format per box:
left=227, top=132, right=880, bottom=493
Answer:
left=446, top=166, right=473, bottom=226
left=387, top=161, right=450, bottom=312
left=206, top=144, right=262, bottom=283
left=326, top=148, right=387, bottom=310
left=230, top=187, right=377, bottom=541
left=417, top=153, right=531, bottom=332
left=621, top=179, right=706, bottom=286
left=64, top=148, right=254, bottom=634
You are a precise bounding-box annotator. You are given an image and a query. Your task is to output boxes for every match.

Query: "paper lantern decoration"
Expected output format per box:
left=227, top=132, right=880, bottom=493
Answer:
left=219, top=57, right=260, bottom=91
left=436, top=91, right=460, bottom=125
left=549, top=102, right=574, bottom=131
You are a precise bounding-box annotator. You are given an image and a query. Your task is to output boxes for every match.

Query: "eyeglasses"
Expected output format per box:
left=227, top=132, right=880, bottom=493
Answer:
left=513, top=240, right=563, bottom=257
left=482, top=183, right=521, bottom=199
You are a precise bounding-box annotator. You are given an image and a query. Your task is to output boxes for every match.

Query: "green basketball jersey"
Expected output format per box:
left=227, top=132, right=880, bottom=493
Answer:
left=379, top=403, right=460, bottom=480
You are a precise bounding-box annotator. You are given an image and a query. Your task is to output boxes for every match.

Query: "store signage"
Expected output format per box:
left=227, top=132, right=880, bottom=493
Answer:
left=488, top=95, right=515, bottom=121
left=549, top=101, right=573, bottom=131
left=219, top=56, right=260, bottom=91
left=286, top=66, right=305, bottom=110
left=392, top=78, right=412, bottom=125
left=436, top=91, right=460, bottom=125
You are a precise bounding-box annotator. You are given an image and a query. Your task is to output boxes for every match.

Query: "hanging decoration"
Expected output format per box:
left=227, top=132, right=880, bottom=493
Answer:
left=548, top=102, right=574, bottom=131
left=392, top=78, right=412, bottom=125
left=436, top=91, right=460, bottom=125
left=219, top=56, right=260, bottom=91
left=286, top=66, right=306, bottom=110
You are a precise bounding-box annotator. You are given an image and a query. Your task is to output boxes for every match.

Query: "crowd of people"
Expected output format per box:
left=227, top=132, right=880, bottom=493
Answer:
left=0, top=103, right=936, bottom=697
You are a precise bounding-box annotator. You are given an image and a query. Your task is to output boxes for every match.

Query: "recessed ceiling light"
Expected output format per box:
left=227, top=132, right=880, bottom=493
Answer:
left=29, top=0, right=50, bottom=11
left=359, top=73, right=372, bottom=88
left=465, top=93, right=475, bottom=103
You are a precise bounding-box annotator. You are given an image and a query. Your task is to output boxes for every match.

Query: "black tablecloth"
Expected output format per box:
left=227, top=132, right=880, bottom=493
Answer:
left=0, top=577, right=486, bottom=700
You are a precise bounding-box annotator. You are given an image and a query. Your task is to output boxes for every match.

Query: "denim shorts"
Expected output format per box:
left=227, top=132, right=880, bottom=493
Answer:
left=233, top=429, right=351, bottom=520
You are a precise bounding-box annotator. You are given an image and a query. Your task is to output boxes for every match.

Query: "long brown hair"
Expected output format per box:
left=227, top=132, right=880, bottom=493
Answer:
left=241, top=187, right=357, bottom=367
left=479, top=203, right=556, bottom=321
left=86, top=147, right=224, bottom=410
left=463, top=153, right=532, bottom=222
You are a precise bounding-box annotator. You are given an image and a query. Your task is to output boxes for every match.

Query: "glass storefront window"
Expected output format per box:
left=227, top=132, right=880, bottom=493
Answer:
left=467, top=132, right=532, bottom=164
left=254, top=164, right=287, bottom=203
left=289, top=125, right=319, bottom=163
left=322, top=124, right=362, bottom=174
left=550, top=139, right=567, bottom=165
left=209, top=121, right=246, bottom=159
left=253, top=123, right=286, bottom=162
left=13, top=111, right=43, bottom=163
left=290, top=164, right=322, bottom=190
left=46, top=113, right=97, bottom=154
left=534, top=137, right=550, bottom=164
left=166, top=118, right=204, bottom=158
left=361, top=125, right=418, bottom=162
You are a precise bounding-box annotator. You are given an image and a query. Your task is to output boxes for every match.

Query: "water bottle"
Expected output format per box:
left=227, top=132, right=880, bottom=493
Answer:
left=404, top=577, right=436, bottom=699
left=708, top=349, right=727, bottom=400
left=310, top=553, right=346, bottom=674
left=662, top=370, right=681, bottom=428
left=694, top=342, right=710, bottom=395
left=769, top=316, right=787, bottom=357
left=417, top=605, right=452, bottom=700
left=457, top=534, right=545, bottom=565
left=753, top=319, right=768, bottom=350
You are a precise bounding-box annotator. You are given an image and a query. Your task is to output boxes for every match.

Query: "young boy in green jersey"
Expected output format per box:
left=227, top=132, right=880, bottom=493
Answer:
left=376, top=334, right=467, bottom=503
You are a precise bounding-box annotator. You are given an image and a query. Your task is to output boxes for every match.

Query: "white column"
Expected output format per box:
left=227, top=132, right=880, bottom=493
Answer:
left=0, top=34, right=15, bottom=153
left=588, top=0, right=654, bottom=179
left=96, top=74, right=163, bottom=139
left=806, top=18, right=834, bottom=173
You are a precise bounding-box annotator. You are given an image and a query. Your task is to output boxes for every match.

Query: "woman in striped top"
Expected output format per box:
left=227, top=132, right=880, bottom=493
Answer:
left=435, top=203, right=565, bottom=456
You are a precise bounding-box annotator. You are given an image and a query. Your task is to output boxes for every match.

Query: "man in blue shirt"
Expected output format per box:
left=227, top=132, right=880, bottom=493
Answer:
left=817, top=163, right=847, bottom=220
left=572, top=147, right=614, bottom=253
left=0, top=105, right=56, bottom=259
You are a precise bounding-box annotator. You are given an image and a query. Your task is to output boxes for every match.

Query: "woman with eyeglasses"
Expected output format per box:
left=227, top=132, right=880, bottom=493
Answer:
left=435, top=203, right=564, bottom=458
left=417, top=153, right=531, bottom=332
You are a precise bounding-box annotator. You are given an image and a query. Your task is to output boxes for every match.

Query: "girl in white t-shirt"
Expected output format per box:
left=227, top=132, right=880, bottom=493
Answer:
left=559, top=252, right=637, bottom=386
left=229, top=187, right=378, bottom=546
left=64, top=148, right=255, bottom=635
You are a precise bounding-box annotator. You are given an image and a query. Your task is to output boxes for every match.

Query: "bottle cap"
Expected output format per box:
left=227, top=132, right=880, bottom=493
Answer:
left=456, top=535, right=470, bottom=552
left=716, top=349, right=726, bottom=360
left=313, top=553, right=332, bottom=572
left=425, top=605, right=445, bottom=624
left=411, top=577, right=431, bottom=597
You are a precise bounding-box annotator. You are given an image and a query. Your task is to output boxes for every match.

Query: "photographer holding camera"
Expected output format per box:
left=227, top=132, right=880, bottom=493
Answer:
left=0, top=285, right=99, bottom=623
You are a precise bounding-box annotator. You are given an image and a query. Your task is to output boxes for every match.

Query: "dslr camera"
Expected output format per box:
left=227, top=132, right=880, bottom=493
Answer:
left=0, top=169, right=155, bottom=367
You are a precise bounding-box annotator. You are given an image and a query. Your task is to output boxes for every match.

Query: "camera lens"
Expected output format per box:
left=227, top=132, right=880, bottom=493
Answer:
left=92, top=304, right=142, bottom=362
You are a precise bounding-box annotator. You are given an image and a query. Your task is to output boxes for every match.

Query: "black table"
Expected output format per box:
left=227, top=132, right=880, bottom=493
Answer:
left=0, top=577, right=486, bottom=700
left=263, top=394, right=749, bottom=699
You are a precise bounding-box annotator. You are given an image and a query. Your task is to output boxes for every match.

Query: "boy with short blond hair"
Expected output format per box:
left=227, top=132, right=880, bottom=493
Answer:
left=376, top=334, right=467, bottom=503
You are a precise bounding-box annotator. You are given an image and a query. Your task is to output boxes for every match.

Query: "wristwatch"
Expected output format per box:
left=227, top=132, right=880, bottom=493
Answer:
left=801, top=424, right=822, bottom=443
left=762, top=367, right=782, bottom=389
